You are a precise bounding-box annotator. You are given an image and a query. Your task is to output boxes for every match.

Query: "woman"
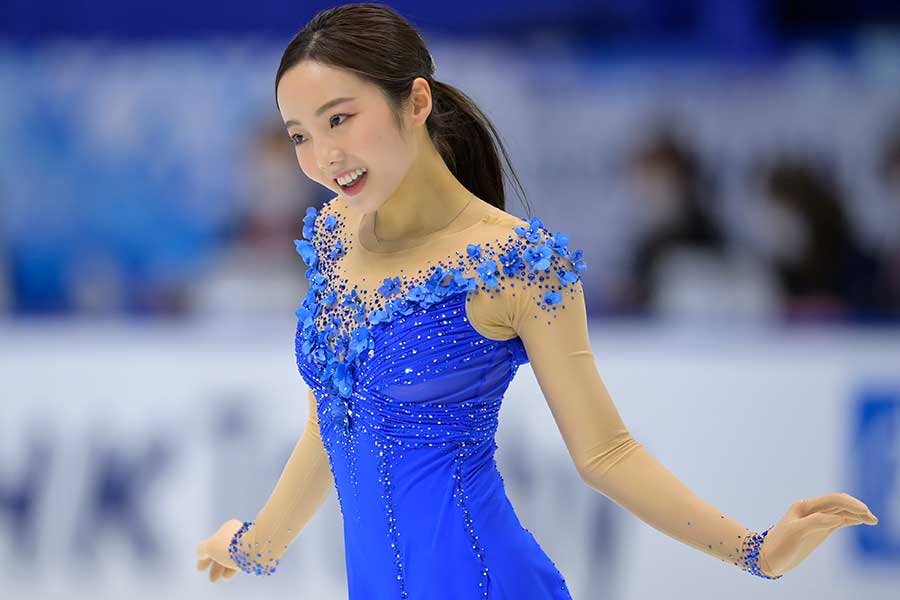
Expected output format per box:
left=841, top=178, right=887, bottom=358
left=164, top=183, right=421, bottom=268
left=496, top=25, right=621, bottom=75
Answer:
left=196, top=4, right=878, bottom=597
left=758, top=158, right=887, bottom=321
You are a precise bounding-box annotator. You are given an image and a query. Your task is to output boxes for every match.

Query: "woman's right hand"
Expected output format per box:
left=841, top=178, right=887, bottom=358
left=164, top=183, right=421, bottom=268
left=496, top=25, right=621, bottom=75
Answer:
left=758, top=493, right=878, bottom=578
left=196, top=518, right=244, bottom=583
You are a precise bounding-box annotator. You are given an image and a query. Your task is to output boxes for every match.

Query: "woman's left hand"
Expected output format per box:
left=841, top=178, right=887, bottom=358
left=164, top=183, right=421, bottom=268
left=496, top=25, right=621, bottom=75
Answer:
left=758, top=492, right=878, bottom=578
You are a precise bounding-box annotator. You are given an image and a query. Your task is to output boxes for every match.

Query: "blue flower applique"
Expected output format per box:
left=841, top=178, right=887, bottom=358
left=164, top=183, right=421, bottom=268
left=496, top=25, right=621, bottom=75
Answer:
left=421, top=268, right=457, bottom=302
left=555, top=269, right=579, bottom=286
left=498, top=248, right=526, bottom=277
left=294, top=239, right=318, bottom=268
left=324, top=213, right=337, bottom=232
left=341, top=289, right=362, bottom=311
left=390, top=296, right=417, bottom=316
left=543, top=290, right=563, bottom=305
left=295, top=305, right=316, bottom=335
left=467, top=243, right=482, bottom=259
left=513, top=216, right=544, bottom=243
left=368, top=308, right=390, bottom=326
left=569, top=248, right=587, bottom=274
left=370, top=296, right=417, bottom=325
left=405, top=284, right=428, bottom=304
left=302, top=206, right=317, bottom=240
left=547, top=231, right=570, bottom=256
left=453, top=270, right=478, bottom=291
left=400, top=266, right=475, bottom=309
left=340, top=290, right=363, bottom=323
left=545, top=231, right=587, bottom=283
left=378, top=276, right=402, bottom=298
left=328, top=239, right=346, bottom=260
left=476, top=259, right=499, bottom=289
left=308, top=328, right=332, bottom=365
left=523, top=243, right=552, bottom=271
left=348, top=326, right=374, bottom=360
left=329, top=361, right=354, bottom=399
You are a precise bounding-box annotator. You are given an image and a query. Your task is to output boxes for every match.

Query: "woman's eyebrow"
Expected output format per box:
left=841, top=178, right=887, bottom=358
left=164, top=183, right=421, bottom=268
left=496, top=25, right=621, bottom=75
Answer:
left=285, top=97, right=356, bottom=127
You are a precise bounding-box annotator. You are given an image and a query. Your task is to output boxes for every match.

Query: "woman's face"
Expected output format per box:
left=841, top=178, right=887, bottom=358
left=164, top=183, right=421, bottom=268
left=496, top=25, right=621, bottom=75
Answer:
left=276, top=60, right=418, bottom=214
left=755, top=193, right=810, bottom=266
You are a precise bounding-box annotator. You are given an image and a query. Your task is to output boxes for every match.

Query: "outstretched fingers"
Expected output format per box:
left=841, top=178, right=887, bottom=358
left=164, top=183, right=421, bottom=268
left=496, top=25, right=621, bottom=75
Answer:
left=797, top=493, right=876, bottom=521
left=797, top=510, right=871, bottom=532
left=209, top=561, right=225, bottom=583
left=196, top=538, right=239, bottom=581
left=222, top=567, right=239, bottom=579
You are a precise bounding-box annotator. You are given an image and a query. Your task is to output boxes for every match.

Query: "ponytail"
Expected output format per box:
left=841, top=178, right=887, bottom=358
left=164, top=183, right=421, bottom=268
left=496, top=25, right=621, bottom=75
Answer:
left=425, top=77, right=527, bottom=212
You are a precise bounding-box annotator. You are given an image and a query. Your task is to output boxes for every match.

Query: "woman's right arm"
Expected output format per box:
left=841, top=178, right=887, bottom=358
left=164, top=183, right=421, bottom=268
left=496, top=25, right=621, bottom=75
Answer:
left=197, top=387, right=334, bottom=580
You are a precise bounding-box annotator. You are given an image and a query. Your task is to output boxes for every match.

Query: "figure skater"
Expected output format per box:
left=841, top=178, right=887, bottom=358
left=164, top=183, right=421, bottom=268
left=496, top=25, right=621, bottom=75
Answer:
left=196, top=4, right=879, bottom=597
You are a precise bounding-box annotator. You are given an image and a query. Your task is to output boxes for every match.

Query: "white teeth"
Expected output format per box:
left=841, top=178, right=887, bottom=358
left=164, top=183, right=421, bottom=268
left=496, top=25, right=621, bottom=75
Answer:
left=337, top=168, right=367, bottom=186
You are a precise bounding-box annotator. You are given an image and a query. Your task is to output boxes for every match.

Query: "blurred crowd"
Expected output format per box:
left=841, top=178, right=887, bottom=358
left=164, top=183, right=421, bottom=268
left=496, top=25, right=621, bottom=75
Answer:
left=1, top=44, right=899, bottom=326
left=612, top=120, right=900, bottom=323
left=3, top=111, right=900, bottom=325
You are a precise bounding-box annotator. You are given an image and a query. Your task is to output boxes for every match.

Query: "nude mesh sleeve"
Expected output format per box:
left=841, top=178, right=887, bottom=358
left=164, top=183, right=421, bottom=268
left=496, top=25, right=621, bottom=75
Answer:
left=492, top=218, right=782, bottom=579
left=227, top=387, right=334, bottom=575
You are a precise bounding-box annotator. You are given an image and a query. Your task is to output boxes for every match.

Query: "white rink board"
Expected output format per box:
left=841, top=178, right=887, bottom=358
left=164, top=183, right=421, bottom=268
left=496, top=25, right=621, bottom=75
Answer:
left=1, top=317, right=898, bottom=600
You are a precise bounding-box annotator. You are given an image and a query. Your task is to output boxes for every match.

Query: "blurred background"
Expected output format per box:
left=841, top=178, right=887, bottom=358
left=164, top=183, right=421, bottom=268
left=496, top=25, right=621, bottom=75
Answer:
left=2, top=1, right=899, bottom=599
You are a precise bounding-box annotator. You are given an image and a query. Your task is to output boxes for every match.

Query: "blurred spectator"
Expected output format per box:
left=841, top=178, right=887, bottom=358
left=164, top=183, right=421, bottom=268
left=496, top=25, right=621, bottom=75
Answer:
left=753, top=157, right=886, bottom=321
left=187, top=119, right=320, bottom=318
left=874, top=122, right=900, bottom=312
left=612, top=129, right=741, bottom=319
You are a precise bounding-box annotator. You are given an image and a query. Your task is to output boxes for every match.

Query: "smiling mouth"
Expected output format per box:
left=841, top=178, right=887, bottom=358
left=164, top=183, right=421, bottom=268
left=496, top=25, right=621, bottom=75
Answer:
left=335, top=169, right=369, bottom=195
left=336, top=170, right=365, bottom=184
left=334, top=168, right=367, bottom=186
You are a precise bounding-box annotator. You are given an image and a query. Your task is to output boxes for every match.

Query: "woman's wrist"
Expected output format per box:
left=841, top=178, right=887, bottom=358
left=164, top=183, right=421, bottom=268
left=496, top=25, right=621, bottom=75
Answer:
left=758, top=536, right=779, bottom=579
left=738, top=527, right=783, bottom=580
left=227, top=520, right=281, bottom=576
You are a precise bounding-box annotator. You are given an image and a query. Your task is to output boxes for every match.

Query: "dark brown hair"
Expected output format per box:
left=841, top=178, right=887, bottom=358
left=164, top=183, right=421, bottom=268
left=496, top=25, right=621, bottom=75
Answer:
left=274, top=2, right=529, bottom=214
left=765, top=159, right=851, bottom=249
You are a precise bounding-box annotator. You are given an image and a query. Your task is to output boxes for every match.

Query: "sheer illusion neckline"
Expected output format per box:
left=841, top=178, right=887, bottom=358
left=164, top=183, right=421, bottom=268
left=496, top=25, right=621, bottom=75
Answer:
left=352, top=197, right=488, bottom=256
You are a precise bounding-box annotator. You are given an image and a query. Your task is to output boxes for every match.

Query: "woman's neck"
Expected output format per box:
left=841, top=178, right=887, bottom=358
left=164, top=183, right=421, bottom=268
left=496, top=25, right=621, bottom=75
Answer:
left=365, top=142, right=473, bottom=243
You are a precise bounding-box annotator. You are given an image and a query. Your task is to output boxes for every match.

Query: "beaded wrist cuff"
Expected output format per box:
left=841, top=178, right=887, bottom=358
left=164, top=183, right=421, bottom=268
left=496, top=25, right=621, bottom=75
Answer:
left=228, top=520, right=281, bottom=576
left=737, top=527, right=783, bottom=580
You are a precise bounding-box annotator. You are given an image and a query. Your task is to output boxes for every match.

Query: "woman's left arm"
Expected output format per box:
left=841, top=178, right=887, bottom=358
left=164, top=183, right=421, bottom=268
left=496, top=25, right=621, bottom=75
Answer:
left=490, top=224, right=878, bottom=579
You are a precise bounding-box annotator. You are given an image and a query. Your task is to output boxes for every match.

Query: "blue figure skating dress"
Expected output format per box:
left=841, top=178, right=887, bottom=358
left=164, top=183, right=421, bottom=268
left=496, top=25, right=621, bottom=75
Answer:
left=226, top=196, right=783, bottom=598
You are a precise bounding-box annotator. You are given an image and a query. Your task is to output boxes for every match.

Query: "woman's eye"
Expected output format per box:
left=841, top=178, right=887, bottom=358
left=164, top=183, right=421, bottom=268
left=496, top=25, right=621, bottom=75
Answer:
left=330, top=114, right=349, bottom=128
left=290, top=114, right=349, bottom=146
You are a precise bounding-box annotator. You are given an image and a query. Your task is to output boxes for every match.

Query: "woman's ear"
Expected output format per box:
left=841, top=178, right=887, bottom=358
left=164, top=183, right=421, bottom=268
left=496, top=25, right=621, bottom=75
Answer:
left=408, top=77, right=433, bottom=127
